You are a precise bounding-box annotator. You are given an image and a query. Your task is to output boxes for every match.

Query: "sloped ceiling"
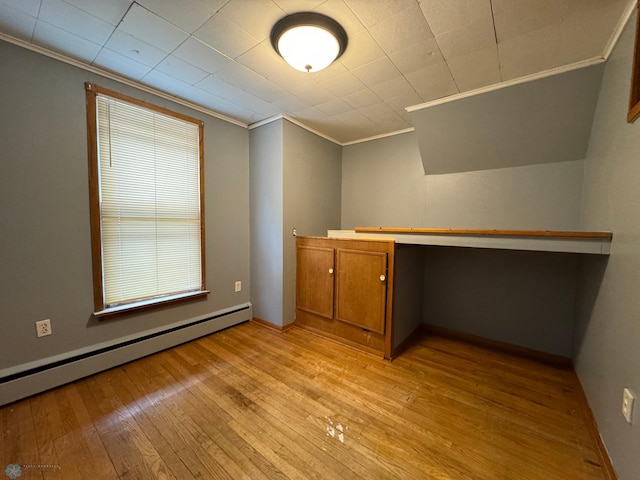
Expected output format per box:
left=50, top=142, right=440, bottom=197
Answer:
left=0, top=0, right=634, bottom=144
left=411, top=63, right=605, bottom=174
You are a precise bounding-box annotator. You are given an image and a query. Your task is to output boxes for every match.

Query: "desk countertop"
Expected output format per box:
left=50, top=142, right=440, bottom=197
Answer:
left=327, top=227, right=613, bottom=255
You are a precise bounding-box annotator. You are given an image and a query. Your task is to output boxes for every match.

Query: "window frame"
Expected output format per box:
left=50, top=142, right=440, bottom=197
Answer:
left=628, top=2, right=640, bottom=123
left=85, top=83, right=207, bottom=317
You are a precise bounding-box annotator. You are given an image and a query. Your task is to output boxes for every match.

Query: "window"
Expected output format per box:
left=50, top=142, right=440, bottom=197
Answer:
left=85, top=83, right=207, bottom=316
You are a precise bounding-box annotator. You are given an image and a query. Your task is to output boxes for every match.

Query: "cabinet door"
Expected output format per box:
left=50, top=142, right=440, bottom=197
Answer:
left=335, top=248, right=387, bottom=334
left=296, top=246, right=335, bottom=319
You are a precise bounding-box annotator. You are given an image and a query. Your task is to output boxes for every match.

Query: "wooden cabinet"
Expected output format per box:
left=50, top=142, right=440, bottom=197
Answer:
left=335, top=248, right=388, bottom=334
left=295, top=236, right=395, bottom=358
left=296, top=245, right=334, bottom=319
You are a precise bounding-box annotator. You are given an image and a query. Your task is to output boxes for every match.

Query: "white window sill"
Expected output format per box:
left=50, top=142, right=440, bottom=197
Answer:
left=94, top=290, right=210, bottom=318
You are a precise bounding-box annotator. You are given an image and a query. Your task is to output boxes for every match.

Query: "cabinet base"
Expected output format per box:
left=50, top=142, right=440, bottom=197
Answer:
left=294, top=321, right=389, bottom=359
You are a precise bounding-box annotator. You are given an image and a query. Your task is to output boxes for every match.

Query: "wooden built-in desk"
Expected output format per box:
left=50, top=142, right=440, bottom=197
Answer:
left=296, top=228, right=613, bottom=360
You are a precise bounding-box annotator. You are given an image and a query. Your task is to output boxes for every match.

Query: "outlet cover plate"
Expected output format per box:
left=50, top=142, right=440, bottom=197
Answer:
left=622, top=388, right=635, bottom=423
left=35, top=319, right=52, bottom=337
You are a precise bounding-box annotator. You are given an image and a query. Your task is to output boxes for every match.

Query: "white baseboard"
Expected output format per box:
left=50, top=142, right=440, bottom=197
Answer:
left=0, top=303, right=252, bottom=406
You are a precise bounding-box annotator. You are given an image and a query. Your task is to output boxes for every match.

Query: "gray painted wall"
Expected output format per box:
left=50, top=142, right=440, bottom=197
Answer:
left=283, top=120, right=342, bottom=326
left=342, top=84, right=587, bottom=355
left=0, top=41, right=251, bottom=372
left=249, top=120, right=284, bottom=326
left=342, top=132, right=584, bottom=230
left=249, top=119, right=341, bottom=327
left=392, top=246, right=425, bottom=350
left=575, top=14, right=640, bottom=479
left=424, top=247, right=578, bottom=357
left=410, top=64, right=603, bottom=174
left=342, top=133, right=426, bottom=229
left=423, top=160, right=584, bottom=230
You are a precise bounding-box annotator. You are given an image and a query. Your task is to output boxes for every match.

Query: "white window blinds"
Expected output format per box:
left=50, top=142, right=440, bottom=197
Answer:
left=96, top=94, right=203, bottom=308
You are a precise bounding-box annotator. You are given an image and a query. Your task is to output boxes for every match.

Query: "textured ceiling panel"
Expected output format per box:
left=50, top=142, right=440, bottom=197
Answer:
left=0, top=0, right=632, bottom=143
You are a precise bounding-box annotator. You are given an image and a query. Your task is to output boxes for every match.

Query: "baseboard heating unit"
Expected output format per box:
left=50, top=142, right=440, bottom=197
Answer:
left=0, top=303, right=252, bottom=406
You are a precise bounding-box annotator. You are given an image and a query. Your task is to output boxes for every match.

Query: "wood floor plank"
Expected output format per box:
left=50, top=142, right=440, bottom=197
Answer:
left=78, top=373, right=180, bottom=480
left=0, top=399, right=44, bottom=479
left=122, top=357, right=259, bottom=480
left=50, top=385, right=116, bottom=480
left=0, top=321, right=611, bottom=479
left=171, top=349, right=359, bottom=480
left=224, top=326, right=496, bottom=479
left=262, top=332, right=516, bottom=478
left=187, top=338, right=393, bottom=479
left=196, top=340, right=393, bottom=479
left=242, top=325, right=607, bottom=479
left=159, top=350, right=290, bottom=480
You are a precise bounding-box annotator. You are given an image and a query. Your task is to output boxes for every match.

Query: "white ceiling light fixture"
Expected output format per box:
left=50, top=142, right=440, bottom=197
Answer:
left=270, top=12, right=348, bottom=73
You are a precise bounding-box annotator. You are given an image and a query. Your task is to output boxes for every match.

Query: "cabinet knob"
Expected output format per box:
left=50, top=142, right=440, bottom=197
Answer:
left=379, top=274, right=386, bottom=282
left=329, top=268, right=334, bottom=274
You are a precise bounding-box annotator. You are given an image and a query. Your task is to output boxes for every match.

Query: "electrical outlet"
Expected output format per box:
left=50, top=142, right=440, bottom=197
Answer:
left=622, top=388, right=635, bottom=423
left=35, top=319, right=52, bottom=338
left=235, top=281, right=242, bottom=292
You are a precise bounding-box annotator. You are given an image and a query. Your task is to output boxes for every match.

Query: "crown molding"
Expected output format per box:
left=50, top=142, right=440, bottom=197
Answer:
left=406, top=57, right=606, bottom=114
left=0, top=33, right=248, bottom=129
left=249, top=114, right=342, bottom=145
left=342, top=127, right=415, bottom=146
left=602, top=0, right=637, bottom=60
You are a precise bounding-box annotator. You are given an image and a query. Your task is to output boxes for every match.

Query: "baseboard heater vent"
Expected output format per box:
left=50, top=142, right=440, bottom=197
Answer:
left=0, top=303, right=252, bottom=406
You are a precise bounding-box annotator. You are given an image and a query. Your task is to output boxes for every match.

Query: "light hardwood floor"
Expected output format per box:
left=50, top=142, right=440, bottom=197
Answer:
left=1, top=321, right=611, bottom=479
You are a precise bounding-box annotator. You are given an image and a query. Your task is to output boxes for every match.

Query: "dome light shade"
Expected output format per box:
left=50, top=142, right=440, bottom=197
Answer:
left=277, top=25, right=340, bottom=73
left=271, top=13, right=347, bottom=73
